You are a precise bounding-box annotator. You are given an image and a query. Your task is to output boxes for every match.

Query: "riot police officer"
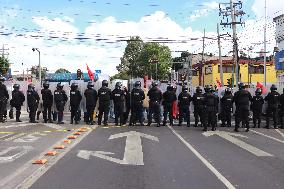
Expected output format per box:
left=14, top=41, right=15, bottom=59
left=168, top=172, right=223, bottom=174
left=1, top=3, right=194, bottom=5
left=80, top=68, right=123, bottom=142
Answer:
left=162, top=85, right=177, bottom=126
left=0, top=76, right=8, bottom=123
left=204, top=86, right=219, bottom=131
left=84, top=81, right=97, bottom=125
left=264, top=84, right=280, bottom=129
left=111, top=82, right=125, bottom=126
left=54, top=83, right=68, bottom=124
left=129, top=81, right=145, bottom=126
left=70, top=83, right=82, bottom=124
left=178, top=86, right=192, bottom=127
left=279, top=88, right=284, bottom=129
left=233, top=82, right=252, bottom=132
left=220, top=88, right=233, bottom=127
left=97, top=80, right=112, bottom=126
left=27, top=84, right=40, bottom=123
left=10, top=84, right=25, bottom=122
left=192, top=86, right=205, bottom=127
left=251, top=88, right=264, bottom=128
left=147, top=81, right=162, bottom=127
left=41, top=81, right=53, bottom=123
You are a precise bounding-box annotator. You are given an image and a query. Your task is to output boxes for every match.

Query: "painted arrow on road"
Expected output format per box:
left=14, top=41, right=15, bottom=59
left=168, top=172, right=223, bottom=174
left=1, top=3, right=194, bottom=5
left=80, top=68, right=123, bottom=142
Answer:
left=77, top=131, right=159, bottom=165
left=203, top=131, right=273, bottom=157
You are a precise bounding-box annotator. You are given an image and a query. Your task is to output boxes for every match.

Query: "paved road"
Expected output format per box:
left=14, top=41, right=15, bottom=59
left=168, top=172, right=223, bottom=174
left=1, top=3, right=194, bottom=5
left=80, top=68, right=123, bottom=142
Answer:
left=0, top=115, right=284, bottom=189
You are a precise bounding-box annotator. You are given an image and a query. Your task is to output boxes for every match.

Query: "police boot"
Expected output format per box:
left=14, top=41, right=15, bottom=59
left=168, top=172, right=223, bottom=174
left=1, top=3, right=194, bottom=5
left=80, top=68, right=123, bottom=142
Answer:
left=203, top=126, right=208, bottom=132
left=157, top=123, right=160, bottom=127
left=163, top=120, right=166, bottom=126
left=70, top=119, right=73, bottom=124
left=16, top=111, right=22, bottom=122
left=36, top=111, right=40, bottom=120
left=178, top=122, right=182, bottom=126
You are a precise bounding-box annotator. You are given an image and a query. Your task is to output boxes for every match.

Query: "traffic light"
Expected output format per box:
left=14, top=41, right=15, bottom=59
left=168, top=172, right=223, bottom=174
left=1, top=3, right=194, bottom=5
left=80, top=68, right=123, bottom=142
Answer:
left=77, top=69, right=82, bottom=80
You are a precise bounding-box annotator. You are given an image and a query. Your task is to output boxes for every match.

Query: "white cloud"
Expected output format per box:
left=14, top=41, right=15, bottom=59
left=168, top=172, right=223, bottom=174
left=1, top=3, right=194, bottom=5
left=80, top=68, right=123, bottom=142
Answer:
left=189, top=1, right=219, bottom=21
left=252, top=0, right=284, bottom=19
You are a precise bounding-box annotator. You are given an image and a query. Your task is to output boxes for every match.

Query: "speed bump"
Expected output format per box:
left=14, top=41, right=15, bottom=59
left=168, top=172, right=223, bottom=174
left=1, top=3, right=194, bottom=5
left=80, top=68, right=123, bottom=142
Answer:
left=68, top=135, right=77, bottom=139
left=45, top=151, right=57, bottom=156
left=63, top=140, right=71, bottom=144
left=53, top=145, right=65, bottom=149
left=33, top=159, right=48, bottom=164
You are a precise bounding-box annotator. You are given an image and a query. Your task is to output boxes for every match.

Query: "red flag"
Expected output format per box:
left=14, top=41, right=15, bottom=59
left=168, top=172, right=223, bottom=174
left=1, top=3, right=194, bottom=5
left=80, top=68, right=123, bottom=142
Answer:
left=86, top=64, right=94, bottom=81
left=256, top=82, right=266, bottom=94
left=216, top=78, right=222, bottom=88
left=172, top=101, right=178, bottom=119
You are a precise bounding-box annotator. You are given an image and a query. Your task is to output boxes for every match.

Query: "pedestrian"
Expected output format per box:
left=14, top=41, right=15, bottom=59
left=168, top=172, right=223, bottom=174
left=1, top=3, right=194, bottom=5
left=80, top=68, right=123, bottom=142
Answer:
left=27, top=84, right=40, bottom=123
left=97, top=80, right=112, bottom=126
left=129, top=81, right=145, bottom=126
left=54, top=82, right=68, bottom=124
left=264, top=84, right=280, bottom=129
left=147, top=81, right=162, bottom=127
left=279, top=88, right=284, bottom=129
left=233, top=82, right=252, bottom=132
left=41, top=81, right=53, bottom=123
left=143, top=86, right=150, bottom=121
left=112, top=82, right=125, bottom=126
left=203, top=86, right=219, bottom=131
left=70, top=82, right=82, bottom=124
left=10, top=84, right=25, bottom=122
left=122, top=86, right=130, bottom=125
left=178, top=85, right=192, bottom=127
left=162, top=85, right=177, bottom=126
left=192, top=86, right=205, bottom=127
left=251, top=88, right=264, bottom=128
left=220, top=88, right=233, bottom=127
left=0, top=76, right=9, bottom=123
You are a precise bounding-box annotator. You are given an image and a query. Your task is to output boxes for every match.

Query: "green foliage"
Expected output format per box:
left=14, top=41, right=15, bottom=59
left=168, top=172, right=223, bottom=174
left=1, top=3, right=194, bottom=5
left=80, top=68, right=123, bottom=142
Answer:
left=117, top=36, right=172, bottom=80
left=55, top=68, right=71, bottom=74
left=0, top=56, right=9, bottom=75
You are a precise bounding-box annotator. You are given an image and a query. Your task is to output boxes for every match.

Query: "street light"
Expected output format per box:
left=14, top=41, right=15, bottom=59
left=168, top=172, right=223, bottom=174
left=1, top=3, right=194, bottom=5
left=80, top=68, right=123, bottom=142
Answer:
left=32, top=48, right=41, bottom=85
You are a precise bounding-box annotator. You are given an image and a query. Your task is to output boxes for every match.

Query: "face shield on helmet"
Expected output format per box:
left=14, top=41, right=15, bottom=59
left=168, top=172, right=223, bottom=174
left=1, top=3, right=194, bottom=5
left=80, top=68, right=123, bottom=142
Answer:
left=102, top=80, right=108, bottom=87
left=196, top=86, right=202, bottom=93
left=115, top=82, right=122, bottom=89
left=134, top=81, right=141, bottom=89
left=87, top=81, right=94, bottom=89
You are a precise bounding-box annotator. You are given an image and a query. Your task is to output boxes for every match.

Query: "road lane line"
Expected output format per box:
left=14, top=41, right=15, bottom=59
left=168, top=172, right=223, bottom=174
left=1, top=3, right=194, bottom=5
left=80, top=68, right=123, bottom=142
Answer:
left=275, top=129, right=284, bottom=138
left=250, top=130, right=284, bottom=144
left=168, top=126, right=236, bottom=189
left=14, top=126, right=97, bottom=189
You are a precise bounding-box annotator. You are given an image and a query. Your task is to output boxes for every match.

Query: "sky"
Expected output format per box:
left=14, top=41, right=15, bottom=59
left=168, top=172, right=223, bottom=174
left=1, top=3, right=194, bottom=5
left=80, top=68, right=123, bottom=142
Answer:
left=0, top=0, right=283, bottom=76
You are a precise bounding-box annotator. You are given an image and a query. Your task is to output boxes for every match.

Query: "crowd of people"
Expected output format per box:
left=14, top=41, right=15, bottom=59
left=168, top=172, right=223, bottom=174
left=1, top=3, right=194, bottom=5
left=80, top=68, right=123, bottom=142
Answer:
left=0, top=75, right=284, bottom=132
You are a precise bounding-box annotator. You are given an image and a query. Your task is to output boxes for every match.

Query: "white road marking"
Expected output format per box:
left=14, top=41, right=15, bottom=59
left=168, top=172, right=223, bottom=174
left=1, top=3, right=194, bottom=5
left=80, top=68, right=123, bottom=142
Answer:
left=0, top=146, right=33, bottom=163
left=251, top=130, right=284, bottom=144
left=203, top=131, right=273, bottom=157
left=0, top=134, right=13, bottom=139
left=1, top=123, right=36, bottom=128
left=4, top=133, right=26, bottom=141
left=13, top=133, right=47, bottom=143
left=168, top=126, right=236, bottom=189
left=275, top=129, right=284, bottom=138
left=2, top=126, right=97, bottom=189
left=42, top=123, right=65, bottom=130
left=77, top=131, right=159, bottom=165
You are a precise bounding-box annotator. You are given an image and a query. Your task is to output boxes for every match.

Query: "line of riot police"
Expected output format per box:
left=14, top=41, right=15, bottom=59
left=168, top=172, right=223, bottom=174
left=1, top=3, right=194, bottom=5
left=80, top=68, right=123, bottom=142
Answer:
left=1, top=74, right=284, bottom=131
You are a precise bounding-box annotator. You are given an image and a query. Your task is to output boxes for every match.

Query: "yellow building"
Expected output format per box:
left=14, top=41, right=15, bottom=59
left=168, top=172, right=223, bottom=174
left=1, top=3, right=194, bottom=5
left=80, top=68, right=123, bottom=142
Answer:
left=191, top=59, right=277, bottom=87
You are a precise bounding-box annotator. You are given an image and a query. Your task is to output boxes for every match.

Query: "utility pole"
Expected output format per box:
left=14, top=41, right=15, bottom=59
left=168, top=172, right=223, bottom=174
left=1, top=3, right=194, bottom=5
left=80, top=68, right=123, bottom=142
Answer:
left=1, top=44, right=9, bottom=57
left=219, top=0, right=245, bottom=86
left=217, top=24, right=224, bottom=86
left=201, top=29, right=205, bottom=87
left=264, top=0, right=267, bottom=86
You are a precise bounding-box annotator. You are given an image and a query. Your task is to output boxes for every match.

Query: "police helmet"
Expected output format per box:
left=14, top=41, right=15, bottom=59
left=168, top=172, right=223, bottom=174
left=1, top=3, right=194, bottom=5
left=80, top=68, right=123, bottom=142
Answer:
left=255, top=88, right=262, bottom=95
left=13, top=84, right=20, bottom=90
left=225, top=88, right=232, bottom=94
left=196, top=86, right=202, bottom=93
left=28, top=83, right=35, bottom=90
left=43, top=81, right=49, bottom=89
left=270, top=84, right=277, bottom=91
left=71, top=82, right=79, bottom=89
left=87, top=81, right=94, bottom=89
left=57, top=82, right=64, bottom=89
left=238, top=82, right=245, bottom=90
left=210, top=86, right=215, bottom=93
left=134, top=81, right=141, bottom=88
left=115, top=82, right=122, bottom=89
left=152, top=81, right=158, bottom=87
left=204, top=85, right=211, bottom=93
left=0, top=76, right=5, bottom=82
left=102, top=80, right=108, bottom=87
left=182, top=86, right=188, bottom=92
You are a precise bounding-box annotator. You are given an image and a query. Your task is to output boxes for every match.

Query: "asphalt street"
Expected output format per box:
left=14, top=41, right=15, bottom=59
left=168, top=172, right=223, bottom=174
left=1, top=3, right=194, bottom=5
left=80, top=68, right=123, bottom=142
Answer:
left=0, top=115, right=284, bottom=189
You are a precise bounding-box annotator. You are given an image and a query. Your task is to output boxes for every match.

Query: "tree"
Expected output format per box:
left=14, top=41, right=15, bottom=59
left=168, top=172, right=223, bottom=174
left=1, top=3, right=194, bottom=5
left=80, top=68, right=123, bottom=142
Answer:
left=117, top=36, right=172, bottom=80
left=55, top=68, right=71, bottom=74
left=31, top=65, right=48, bottom=79
left=117, top=36, right=144, bottom=78
left=0, top=55, right=9, bottom=75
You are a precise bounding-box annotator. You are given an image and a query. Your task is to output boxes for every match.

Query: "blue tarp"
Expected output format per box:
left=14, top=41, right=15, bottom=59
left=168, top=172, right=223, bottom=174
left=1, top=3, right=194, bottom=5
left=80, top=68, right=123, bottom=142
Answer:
left=45, top=73, right=98, bottom=82
left=275, top=50, right=284, bottom=70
